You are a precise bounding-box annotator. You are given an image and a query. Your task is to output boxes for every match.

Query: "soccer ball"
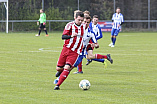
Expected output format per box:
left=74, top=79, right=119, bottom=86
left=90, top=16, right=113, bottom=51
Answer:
left=79, top=79, right=91, bottom=90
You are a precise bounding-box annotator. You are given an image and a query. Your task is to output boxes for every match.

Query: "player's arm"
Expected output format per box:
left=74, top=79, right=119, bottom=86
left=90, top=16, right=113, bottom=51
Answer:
left=111, top=14, right=115, bottom=25
left=120, top=14, right=124, bottom=25
left=96, top=25, right=103, bottom=40
left=118, top=17, right=124, bottom=28
left=91, top=32, right=99, bottom=48
left=62, top=33, right=77, bottom=40
left=43, top=14, right=46, bottom=25
left=37, top=16, right=40, bottom=25
left=62, top=23, right=77, bottom=40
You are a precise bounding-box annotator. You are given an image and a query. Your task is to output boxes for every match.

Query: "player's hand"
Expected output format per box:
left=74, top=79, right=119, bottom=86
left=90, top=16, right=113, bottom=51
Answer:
left=117, top=24, right=120, bottom=28
left=71, top=33, right=78, bottom=38
left=112, top=22, right=114, bottom=25
left=37, top=21, right=39, bottom=25
left=95, top=43, right=99, bottom=48
left=91, top=43, right=95, bottom=48
left=43, top=22, right=46, bottom=25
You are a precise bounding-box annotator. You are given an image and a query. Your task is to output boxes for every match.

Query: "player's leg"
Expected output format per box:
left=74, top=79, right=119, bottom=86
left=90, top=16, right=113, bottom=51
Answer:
left=73, top=55, right=84, bottom=74
left=55, top=54, right=84, bottom=84
left=54, top=64, right=71, bottom=90
left=77, top=61, right=83, bottom=73
left=109, top=28, right=115, bottom=46
left=54, top=50, right=79, bottom=90
left=36, top=24, right=42, bottom=36
left=86, top=45, right=93, bottom=65
left=55, top=47, right=69, bottom=77
left=73, top=61, right=83, bottom=74
left=43, top=26, right=49, bottom=36
left=87, top=50, right=113, bottom=64
left=91, top=58, right=104, bottom=63
left=112, top=29, right=119, bottom=47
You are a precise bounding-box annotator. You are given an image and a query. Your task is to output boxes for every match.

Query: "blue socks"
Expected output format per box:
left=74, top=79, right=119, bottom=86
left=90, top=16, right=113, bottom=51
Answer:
left=113, top=38, right=116, bottom=45
left=92, top=59, right=104, bottom=63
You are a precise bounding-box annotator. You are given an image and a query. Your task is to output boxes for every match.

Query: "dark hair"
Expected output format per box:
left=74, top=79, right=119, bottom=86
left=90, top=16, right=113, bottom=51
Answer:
left=93, top=15, right=98, bottom=19
left=116, top=7, right=120, bottom=9
left=75, top=11, right=84, bottom=18
left=85, top=16, right=92, bottom=22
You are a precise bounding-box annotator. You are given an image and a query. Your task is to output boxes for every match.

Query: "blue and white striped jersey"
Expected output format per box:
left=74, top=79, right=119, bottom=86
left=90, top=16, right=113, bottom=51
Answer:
left=89, top=22, right=103, bottom=40
left=80, top=27, right=97, bottom=55
left=112, top=13, right=124, bottom=29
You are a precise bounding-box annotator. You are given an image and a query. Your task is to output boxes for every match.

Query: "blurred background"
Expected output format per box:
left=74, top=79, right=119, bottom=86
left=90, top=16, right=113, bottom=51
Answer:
left=0, top=0, right=157, bottom=32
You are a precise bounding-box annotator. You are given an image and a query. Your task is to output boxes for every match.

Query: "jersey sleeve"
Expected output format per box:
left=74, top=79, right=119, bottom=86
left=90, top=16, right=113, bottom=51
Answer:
left=63, top=22, right=72, bottom=36
left=43, top=13, right=46, bottom=23
left=121, top=14, right=124, bottom=23
left=96, top=25, right=103, bottom=40
left=91, top=31, right=97, bottom=43
left=89, top=22, right=93, bottom=31
left=112, top=14, right=115, bottom=21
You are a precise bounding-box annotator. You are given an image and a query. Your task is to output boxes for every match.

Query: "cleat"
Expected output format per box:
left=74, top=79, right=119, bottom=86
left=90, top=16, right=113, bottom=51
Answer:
left=86, top=60, right=92, bottom=65
left=73, top=71, right=83, bottom=74
left=54, top=85, right=60, bottom=90
left=45, top=34, right=49, bottom=37
left=107, top=54, right=113, bottom=64
left=35, top=34, right=40, bottom=36
left=56, top=71, right=62, bottom=77
left=111, top=45, right=115, bottom=47
left=108, top=43, right=113, bottom=46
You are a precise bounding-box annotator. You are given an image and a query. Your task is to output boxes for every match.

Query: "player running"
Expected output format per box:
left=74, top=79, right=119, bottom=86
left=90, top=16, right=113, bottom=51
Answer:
left=54, top=11, right=85, bottom=90
left=85, top=15, right=105, bottom=66
left=36, top=9, right=48, bottom=37
left=109, top=7, right=124, bottom=47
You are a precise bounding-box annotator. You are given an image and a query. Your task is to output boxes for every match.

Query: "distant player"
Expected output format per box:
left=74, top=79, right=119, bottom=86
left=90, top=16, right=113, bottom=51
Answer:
left=109, top=7, right=124, bottom=47
left=36, top=9, right=48, bottom=37
left=54, top=11, right=85, bottom=90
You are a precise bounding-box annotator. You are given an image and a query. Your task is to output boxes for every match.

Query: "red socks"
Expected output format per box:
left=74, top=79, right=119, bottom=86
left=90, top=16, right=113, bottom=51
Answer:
left=95, top=54, right=107, bottom=59
left=57, top=69, right=70, bottom=86
left=78, top=61, right=82, bottom=72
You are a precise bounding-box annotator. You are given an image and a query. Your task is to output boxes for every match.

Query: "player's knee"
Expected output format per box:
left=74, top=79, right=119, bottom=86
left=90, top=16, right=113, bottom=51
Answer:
left=64, top=65, right=71, bottom=71
left=39, top=28, right=41, bottom=30
left=86, top=55, right=93, bottom=60
left=56, top=66, right=63, bottom=71
left=44, top=28, right=46, bottom=30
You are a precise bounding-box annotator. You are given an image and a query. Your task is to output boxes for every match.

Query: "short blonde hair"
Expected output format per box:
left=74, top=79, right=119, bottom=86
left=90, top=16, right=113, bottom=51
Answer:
left=83, top=10, right=90, bottom=17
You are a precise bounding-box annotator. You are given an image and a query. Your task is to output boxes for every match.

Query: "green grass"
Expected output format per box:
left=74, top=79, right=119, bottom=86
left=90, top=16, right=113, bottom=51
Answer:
left=0, top=31, right=157, bottom=104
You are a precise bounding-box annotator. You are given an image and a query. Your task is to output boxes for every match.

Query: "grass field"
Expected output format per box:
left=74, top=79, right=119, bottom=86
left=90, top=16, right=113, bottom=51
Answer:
left=0, top=31, right=157, bottom=104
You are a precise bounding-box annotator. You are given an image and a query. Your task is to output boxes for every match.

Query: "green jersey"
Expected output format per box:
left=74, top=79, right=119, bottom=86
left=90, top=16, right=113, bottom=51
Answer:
left=38, top=13, right=46, bottom=23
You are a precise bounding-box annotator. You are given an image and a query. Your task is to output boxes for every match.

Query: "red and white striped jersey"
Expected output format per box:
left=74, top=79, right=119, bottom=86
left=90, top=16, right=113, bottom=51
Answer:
left=63, top=21, right=85, bottom=54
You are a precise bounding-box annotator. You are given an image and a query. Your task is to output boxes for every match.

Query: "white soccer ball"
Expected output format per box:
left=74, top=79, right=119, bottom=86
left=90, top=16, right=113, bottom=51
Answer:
left=79, top=79, right=91, bottom=90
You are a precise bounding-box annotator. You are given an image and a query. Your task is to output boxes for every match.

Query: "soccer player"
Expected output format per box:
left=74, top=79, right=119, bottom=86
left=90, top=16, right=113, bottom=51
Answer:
left=54, top=11, right=85, bottom=90
left=36, top=9, right=48, bottom=37
left=108, top=7, right=124, bottom=47
left=86, top=15, right=104, bottom=66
